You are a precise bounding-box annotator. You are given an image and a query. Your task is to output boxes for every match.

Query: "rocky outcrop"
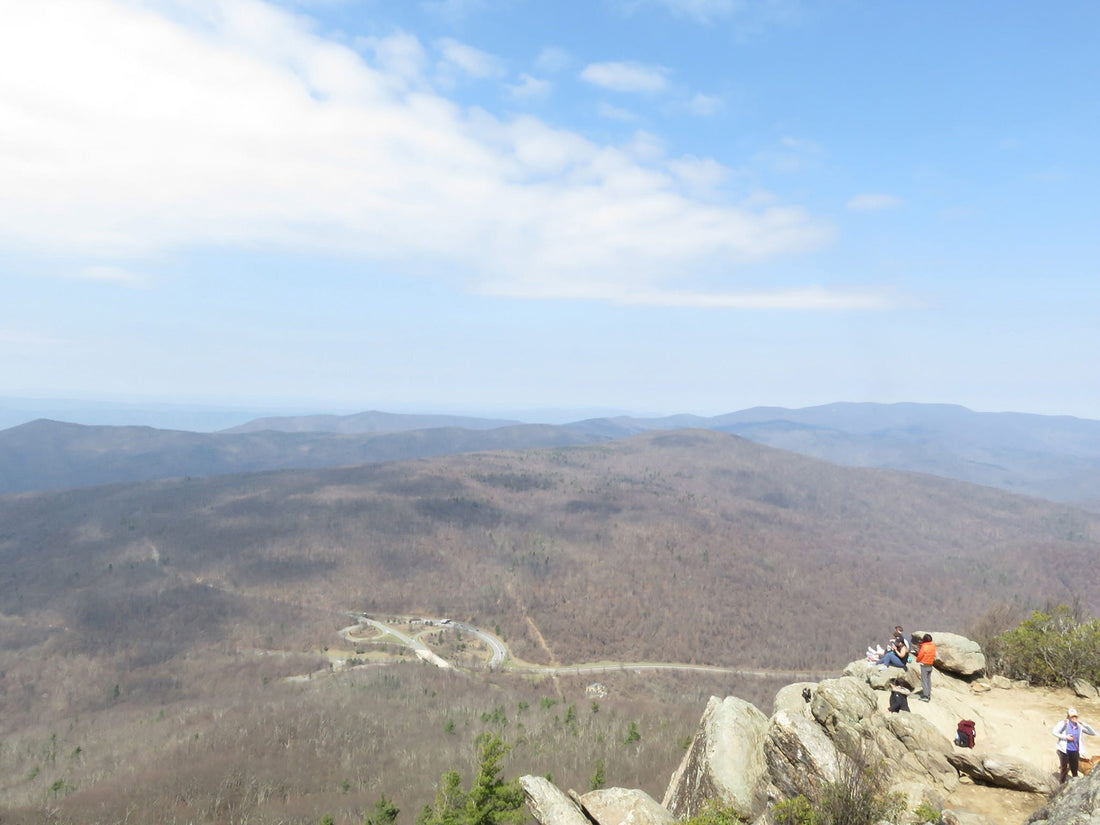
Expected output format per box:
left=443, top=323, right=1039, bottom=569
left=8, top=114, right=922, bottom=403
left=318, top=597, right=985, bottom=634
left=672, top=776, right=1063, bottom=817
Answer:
left=771, top=682, right=817, bottom=717
left=1026, top=763, right=1100, bottom=823
left=843, top=659, right=921, bottom=691
left=521, top=635, right=1081, bottom=825
left=947, top=751, right=1057, bottom=794
left=662, top=696, right=769, bottom=821
left=764, top=708, right=845, bottom=800
left=521, top=775, right=592, bottom=825
left=918, top=631, right=986, bottom=677
left=576, top=788, right=671, bottom=825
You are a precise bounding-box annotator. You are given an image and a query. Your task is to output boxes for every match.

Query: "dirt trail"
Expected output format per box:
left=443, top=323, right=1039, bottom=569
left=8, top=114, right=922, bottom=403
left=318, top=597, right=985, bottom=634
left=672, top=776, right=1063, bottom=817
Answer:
left=878, top=672, right=1096, bottom=824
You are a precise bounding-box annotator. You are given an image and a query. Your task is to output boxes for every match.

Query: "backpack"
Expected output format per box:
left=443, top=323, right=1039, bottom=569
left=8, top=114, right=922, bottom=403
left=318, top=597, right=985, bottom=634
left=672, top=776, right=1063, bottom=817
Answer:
left=955, top=719, right=976, bottom=748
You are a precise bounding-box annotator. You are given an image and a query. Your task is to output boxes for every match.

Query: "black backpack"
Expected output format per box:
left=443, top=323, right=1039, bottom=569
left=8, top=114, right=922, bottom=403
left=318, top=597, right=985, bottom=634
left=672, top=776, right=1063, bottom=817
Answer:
left=955, top=719, right=976, bottom=748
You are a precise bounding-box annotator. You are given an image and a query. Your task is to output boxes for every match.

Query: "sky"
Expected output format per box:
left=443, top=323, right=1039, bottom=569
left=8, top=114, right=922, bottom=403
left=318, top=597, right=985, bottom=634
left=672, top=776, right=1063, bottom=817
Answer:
left=2, top=0, right=1099, bottom=421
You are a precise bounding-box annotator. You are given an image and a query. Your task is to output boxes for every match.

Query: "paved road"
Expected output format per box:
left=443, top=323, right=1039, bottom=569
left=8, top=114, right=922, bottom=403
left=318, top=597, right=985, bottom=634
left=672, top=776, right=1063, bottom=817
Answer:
left=343, top=614, right=832, bottom=681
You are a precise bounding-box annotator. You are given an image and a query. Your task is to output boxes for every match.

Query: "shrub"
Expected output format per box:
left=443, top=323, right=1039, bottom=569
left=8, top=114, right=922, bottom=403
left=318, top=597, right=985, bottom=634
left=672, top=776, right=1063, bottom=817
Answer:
left=678, top=800, right=744, bottom=825
left=989, top=605, right=1100, bottom=687
left=771, top=744, right=902, bottom=825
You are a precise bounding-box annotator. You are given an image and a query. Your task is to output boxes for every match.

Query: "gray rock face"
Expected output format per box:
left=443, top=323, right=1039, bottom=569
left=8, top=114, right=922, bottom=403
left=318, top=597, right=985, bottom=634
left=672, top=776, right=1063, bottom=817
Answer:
left=917, top=632, right=986, bottom=677
left=764, top=708, right=845, bottom=800
left=520, top=775, right=593, bottom=825
left=946, top=750, right=1057, bottom=794
left=772, top=682, right=817, bottom=717
left=578, top=788, right=671, bottom=825
left=844, top=659, right=921, bottom=691
left=809, top=676, right=877, bottom=755
left=1026, top=764, right=1100, bottom=824
left=662, top=695, right=769, bottom=821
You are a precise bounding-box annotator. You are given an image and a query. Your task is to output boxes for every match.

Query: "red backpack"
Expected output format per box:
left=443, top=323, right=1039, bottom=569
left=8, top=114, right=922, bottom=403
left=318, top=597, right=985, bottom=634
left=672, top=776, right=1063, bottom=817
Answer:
left=955, top=719, right=976, bottom=748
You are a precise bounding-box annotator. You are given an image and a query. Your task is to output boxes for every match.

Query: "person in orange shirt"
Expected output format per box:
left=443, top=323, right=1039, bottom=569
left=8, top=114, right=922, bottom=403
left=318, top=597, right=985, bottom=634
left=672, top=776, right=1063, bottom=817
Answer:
left=916, top=634, right=936, bottom=702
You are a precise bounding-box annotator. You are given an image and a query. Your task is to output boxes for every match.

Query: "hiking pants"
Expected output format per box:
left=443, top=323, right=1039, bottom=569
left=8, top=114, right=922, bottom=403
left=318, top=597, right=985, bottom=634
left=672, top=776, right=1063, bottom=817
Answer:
left=920, top=664, right=932, bottom=700
left=1060, top=750, right=1081, bottom=783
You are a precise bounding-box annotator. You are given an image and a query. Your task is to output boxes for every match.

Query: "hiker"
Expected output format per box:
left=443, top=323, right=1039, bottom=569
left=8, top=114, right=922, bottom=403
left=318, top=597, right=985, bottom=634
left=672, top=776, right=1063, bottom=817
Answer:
left=874, top=626, right=909, bottom=669
left=1053, top=708, right=1097, bottom=783
left=916, top=634, right=936, bottom=702
left=888, top=677, right=912, bottom=713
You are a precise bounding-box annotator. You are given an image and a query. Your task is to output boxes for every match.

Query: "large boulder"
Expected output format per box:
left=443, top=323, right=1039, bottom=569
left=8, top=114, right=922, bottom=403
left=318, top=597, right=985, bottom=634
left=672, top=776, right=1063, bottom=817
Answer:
left=809, top=676, right=877, bottom=755
left=917, top=632, right=986, bottom=677
left=662, top=696, right=770, bottom=821
left=764, top=708, right=845, bottom=800
left=772, top=682, right=817, bottom=717
left=576, top=788, right=671, bottom=825
left=947, top=751, right=1057, bottom=794
left=843, top=659, right=921, bottom=691
left=1027, top=764, right=1100, bottom=823
left=520, top=776, right=592, bottom=825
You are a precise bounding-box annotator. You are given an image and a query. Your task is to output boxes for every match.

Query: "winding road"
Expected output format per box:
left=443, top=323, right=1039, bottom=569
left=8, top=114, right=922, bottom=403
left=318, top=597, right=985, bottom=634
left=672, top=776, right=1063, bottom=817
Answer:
left=336, top=614, right=831, bottom=682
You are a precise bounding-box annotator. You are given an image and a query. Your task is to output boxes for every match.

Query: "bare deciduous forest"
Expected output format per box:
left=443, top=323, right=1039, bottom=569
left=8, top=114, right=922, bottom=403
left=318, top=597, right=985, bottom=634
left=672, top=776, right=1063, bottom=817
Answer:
left=2, top=430, right=1099, bottom=823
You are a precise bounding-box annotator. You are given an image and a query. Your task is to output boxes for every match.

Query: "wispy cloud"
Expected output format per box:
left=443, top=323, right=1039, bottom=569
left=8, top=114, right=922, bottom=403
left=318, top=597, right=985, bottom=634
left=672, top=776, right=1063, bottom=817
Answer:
left=687, top=92, right=723, bottom=116
left=610, top=286, right=897, bottom=310
left=508, top=73, right=551, bottom=101
left=581, top=61, right=668, bottom=93
left=436, top=37, right=505, bottom=78
left=846, top=193, right=904, bottom=212
left=597, top=102, right=639, bottom=121
left=0, top=0, right=863, bottom=310
left=534, top=46, right=571, bottom=74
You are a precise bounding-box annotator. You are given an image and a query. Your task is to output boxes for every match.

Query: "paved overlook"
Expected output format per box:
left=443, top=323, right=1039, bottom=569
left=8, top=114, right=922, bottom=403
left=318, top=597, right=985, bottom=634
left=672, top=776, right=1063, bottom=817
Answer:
left=335, top=614, right=831, bottom=682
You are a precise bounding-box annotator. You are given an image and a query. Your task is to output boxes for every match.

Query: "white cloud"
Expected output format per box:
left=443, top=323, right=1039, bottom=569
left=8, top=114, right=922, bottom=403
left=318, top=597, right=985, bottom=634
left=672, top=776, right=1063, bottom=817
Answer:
left=436, top=37, right=505, bottom=79
left=668, top=156, right=731, bottom=191
left=847, top=193, right=904, bottom=211
left=581, top=61, right=668, bottom=93
left=357, top=31, right=428, bottom=88
left=0, top=0, right=860, bottom=308
left=597, top=102, right=638, bottom=121
left=508, top=73, right=551, bottom=101
left=611, top=286, right=894, bottom=310
left=687, top=92, right=723, bottom=116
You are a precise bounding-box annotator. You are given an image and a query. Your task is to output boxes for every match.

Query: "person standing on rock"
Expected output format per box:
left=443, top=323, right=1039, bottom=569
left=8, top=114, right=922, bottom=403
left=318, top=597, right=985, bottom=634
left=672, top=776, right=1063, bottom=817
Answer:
left=916, top=634, right=936, bottom=702
left=1053, top=708, right=1097, bottom=783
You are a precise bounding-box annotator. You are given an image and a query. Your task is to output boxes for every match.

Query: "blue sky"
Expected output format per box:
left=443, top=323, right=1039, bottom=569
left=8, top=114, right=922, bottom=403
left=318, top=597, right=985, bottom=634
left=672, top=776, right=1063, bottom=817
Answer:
left=2, top=0, right=1098, bottom=420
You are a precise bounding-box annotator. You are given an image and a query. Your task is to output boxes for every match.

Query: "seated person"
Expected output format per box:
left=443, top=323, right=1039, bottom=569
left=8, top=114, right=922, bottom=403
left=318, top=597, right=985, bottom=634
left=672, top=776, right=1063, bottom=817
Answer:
left=874, top=627, right=909, bottom=668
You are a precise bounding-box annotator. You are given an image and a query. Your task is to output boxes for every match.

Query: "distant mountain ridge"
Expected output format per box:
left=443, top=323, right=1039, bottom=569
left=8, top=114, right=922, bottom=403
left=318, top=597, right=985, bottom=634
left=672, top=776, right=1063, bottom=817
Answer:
left=5, top=402, right=1100, bottom=507
left=220, top=410, right=523, bottom=434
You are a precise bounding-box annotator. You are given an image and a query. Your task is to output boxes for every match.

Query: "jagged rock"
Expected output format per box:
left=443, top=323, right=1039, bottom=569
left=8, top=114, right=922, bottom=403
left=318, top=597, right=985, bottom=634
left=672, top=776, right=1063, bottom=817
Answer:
left=1026, top=763, right=1100, bottom=824
left=1071, top=679, right=1097, bottom=699
left=990, top=675, right=1013, bottom=689
left=843, top=659, right=920, bottom=691
left=946, top=751, right=1057, bottom=794
left=764, top=708, right=845, bottom=800
left=521, top=775, right=593, bottom=825
left=809, top=676, right=877, bottom=756
left=772, top=682, right=817, bottom=717
left=577, top=788, right=671, bottom=825
left=662, top=695, right=770, bottom=821
left=942, top=810, right=1001, bottom=825
left=879, top=711, right=959, bottom=792
left=917, top=632, right=986, bottom=677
